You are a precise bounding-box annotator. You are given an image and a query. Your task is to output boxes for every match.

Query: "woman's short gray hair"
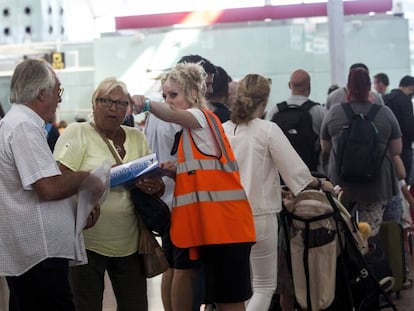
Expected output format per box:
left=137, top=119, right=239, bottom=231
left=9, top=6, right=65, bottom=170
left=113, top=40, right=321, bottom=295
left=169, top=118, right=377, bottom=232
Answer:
left=91, top=77, right=129, bottom=109
left=9, top=58, right=56, bottom=104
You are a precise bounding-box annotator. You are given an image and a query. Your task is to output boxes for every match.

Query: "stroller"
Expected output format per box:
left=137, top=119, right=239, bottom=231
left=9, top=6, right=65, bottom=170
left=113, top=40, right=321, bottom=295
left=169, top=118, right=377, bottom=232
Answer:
left=279, top=188, right=397, bottom=311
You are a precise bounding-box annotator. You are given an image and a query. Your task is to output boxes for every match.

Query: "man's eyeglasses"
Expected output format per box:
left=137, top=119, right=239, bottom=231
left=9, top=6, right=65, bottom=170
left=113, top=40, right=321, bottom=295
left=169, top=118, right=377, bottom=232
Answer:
left=58, top=87, right=64, bottom=103
left=97, top=98, right=129, bottom=109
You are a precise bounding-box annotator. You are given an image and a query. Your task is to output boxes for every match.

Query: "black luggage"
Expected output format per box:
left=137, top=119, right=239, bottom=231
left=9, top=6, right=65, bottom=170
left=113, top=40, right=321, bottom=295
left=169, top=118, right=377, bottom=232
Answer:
left=379, top=221, right=406, bottom=298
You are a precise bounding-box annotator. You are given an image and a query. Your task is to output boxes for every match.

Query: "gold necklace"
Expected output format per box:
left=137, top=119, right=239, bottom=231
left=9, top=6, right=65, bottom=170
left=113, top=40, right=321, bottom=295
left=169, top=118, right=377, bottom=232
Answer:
left=111, top=129, right=125, bottom=155
left=114, top=144, right=123, bottom=154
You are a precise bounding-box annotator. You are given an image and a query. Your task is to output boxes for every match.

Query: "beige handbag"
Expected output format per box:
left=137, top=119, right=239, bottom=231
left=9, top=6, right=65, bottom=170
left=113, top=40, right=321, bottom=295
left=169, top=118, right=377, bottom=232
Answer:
left=288, top=190, right=338, bottom=310
left=285, top=190, right=369, bottom=310
left=136, top=215, right=169, bottom=278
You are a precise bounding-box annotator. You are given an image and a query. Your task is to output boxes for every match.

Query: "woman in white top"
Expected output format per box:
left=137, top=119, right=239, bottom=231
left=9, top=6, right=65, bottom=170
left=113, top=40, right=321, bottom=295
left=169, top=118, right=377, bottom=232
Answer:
left=222, top=74, right=329, bottom=310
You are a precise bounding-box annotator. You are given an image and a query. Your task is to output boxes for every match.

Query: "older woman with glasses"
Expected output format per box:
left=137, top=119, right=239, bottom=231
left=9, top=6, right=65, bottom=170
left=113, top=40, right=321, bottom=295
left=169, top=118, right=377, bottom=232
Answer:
left=53, top=77, right=164, bottom=311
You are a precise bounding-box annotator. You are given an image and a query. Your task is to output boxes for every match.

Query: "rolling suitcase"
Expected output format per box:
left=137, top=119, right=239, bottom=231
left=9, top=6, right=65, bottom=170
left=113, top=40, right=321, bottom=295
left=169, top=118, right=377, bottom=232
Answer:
left=379, top=221, right=406, bottom=298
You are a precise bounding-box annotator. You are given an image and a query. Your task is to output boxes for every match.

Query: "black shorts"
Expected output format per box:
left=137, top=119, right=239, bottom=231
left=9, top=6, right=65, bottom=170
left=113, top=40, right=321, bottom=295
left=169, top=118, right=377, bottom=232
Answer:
left=199, top=242, right=253, bottom=303
left=161, top=233, right=199, bottom=269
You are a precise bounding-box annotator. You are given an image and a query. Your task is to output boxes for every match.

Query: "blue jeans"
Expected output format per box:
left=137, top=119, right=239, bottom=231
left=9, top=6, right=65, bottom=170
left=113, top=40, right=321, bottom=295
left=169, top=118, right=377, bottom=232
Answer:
left=69, top=250, right=147, bottom=311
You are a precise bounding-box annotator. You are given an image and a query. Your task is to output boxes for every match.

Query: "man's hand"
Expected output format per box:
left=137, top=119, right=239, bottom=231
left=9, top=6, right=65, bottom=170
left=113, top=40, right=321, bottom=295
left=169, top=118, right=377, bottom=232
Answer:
left=80, top=173, right=106, bottom=206
left=84, top=205, right=101, bottom=229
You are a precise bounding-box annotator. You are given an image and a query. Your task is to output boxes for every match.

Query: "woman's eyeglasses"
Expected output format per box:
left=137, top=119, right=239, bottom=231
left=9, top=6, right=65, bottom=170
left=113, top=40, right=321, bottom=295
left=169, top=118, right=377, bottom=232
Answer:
left=97, top=98, right=129, bottom=109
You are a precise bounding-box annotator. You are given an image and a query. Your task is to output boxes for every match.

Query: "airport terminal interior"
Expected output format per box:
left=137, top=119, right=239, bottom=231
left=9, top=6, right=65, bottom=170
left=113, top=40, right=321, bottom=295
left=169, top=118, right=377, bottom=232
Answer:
left=0, top=0, right=414, bottom=122
left=2, top=0, right=414, bottom=310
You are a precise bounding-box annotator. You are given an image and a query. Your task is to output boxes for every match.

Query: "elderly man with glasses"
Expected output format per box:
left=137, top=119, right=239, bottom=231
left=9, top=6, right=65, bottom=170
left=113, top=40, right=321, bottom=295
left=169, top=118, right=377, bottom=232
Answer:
left=0, top=58, right=104, bottom=311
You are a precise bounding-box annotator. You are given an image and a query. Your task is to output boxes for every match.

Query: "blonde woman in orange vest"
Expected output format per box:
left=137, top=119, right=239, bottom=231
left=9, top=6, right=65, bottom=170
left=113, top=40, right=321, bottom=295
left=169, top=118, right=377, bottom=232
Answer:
left=133, top=62, right=256, bottom=311
left=222, top=74, right=332, bottom=310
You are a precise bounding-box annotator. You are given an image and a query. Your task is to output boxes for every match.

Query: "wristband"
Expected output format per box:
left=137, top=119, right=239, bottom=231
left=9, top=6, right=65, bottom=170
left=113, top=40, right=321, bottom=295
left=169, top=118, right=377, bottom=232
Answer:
left=399, top=179, right=407, bottom=188
left=143, top=98, right=151, bottom=112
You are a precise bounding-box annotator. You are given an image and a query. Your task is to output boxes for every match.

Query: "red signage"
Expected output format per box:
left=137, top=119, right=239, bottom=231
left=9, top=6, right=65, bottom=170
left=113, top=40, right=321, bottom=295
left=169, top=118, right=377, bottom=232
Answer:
left=116, top=0, right=393, bottom=30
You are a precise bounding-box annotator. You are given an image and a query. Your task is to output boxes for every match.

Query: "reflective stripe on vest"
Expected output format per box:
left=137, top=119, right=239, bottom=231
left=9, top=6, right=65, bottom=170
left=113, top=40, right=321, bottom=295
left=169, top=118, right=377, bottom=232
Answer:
left=174, top=189, right=248, bottom=207
left=175, top=110, right=244, bottom=205
left=176, top=158, right=238, bottom=174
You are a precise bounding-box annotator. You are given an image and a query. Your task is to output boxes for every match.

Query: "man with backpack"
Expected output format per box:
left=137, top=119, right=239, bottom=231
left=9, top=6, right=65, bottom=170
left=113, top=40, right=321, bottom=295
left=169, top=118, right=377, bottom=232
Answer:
left=269, top=69, right=326, bottom=172
left=325, top=63, right=384, bottom=110
left=321, top=68, right=402, bottom=237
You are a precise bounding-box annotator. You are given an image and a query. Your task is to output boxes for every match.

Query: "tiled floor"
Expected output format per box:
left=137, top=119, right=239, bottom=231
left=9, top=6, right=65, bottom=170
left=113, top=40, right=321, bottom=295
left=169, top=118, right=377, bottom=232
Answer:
left=3, top=262, right=412, bottom=310
left=389, top=248, right=414, bottom=311
left=392, top=288, right=414, bottom=311
left=0, top=273, right=163, bottom=311
left=103, top=272, right=163, bottom=311
left=391, top=267, right=414, bottom=311
left=103, top=272, right=414, bottom=311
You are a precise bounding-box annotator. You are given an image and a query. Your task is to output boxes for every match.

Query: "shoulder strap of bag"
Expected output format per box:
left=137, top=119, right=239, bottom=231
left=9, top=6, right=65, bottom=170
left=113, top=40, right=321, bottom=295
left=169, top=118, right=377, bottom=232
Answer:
left=301, top=100, right=319, bottom=112
left=342, top=103, right=381, bottom=122
left=276, top=101, right=288, bottom=111
left=89, top=122, right=123, bottom=165
left=366, top=104, right=381, bottom=121
left=341, top=103, right=355, bottom=121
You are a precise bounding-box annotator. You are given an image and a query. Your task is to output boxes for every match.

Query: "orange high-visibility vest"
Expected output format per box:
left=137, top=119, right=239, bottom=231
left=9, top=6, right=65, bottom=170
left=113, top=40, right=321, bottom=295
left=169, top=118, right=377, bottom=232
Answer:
left=170, top=109, right=256, bottom=250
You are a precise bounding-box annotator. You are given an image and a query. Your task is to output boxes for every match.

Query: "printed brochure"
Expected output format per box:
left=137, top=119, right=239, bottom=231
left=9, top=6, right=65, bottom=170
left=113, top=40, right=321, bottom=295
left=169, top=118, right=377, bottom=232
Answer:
left=110, top=153, right=167, bottom=187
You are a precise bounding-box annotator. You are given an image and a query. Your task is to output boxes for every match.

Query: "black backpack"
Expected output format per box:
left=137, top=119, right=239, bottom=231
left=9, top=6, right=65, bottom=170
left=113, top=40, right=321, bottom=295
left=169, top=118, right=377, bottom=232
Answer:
left=335, top=103, right=382, bottom=183
left=271, top=100, right=320, bottom=171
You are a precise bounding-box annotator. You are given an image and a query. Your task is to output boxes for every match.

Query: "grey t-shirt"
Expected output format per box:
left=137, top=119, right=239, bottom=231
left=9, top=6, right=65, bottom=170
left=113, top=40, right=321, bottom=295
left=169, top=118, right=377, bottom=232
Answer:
left=326, top=87, right=383, bottom=110
left=321, top=102, right=401, bottom=202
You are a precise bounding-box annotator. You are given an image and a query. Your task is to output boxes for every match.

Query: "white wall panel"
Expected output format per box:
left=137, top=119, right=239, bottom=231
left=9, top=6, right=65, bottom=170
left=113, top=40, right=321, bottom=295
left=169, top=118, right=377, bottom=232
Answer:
left=0, top=0, right=65, bottom=44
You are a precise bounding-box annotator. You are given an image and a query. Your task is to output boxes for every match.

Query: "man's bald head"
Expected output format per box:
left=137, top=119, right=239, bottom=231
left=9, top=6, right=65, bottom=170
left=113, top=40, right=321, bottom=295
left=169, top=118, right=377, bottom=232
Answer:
left=288, top=69, right=311, bottom=96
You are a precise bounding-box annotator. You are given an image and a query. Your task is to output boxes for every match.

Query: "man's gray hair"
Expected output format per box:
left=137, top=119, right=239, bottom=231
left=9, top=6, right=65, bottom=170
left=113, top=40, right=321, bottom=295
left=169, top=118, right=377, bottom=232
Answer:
left=9, top=58, right=56, bottom=104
